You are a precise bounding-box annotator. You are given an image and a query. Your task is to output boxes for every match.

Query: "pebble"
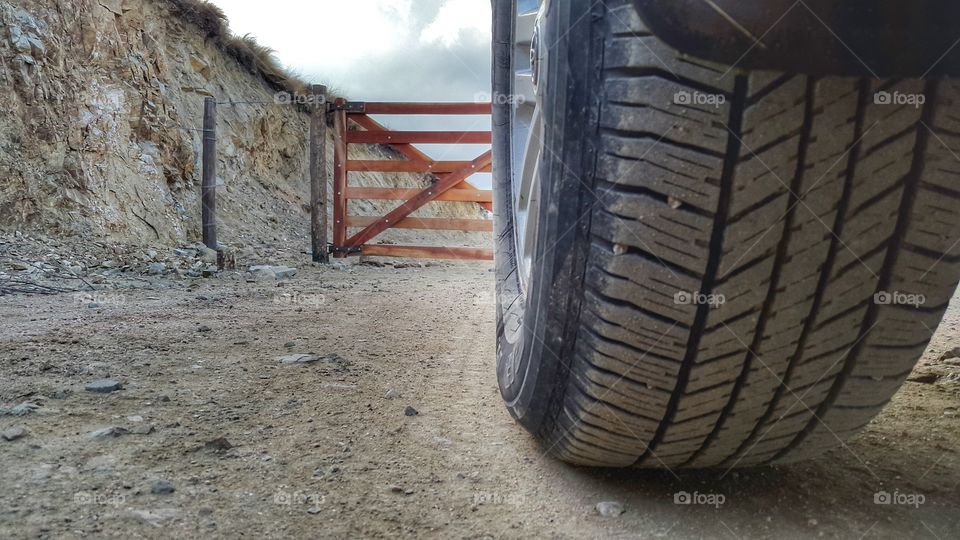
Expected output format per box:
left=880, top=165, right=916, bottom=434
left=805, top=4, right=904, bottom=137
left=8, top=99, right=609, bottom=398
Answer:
left=404, top=406, right=419, bottom=417
left=89, top=426, right=129, bottom=440
left=151, top=479, right=176, bottom=495
left=131, top=424, right=155, bottom=435
left=85, top=379, right=122, bottom=393
left=146, top=262, right=166, bottom=275
left=279, top=353, right=320, bottom=364
left=384, top=388, right=399, bottom=400
left=204, top=437, right=233, bottom=453
left=197, top=325, right=212, bottom=333
left=1, top=426, right=27, bottom=441
left=595, top=501, right=625, bottom=517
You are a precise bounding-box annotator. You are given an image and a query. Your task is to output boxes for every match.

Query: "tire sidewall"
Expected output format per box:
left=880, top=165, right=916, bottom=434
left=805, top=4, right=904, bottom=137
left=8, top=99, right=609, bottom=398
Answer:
left=493, top=0, right=599, bottom=434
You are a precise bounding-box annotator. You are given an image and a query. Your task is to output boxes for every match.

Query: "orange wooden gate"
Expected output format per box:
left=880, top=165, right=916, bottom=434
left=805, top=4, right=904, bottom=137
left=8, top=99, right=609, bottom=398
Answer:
left=328, top=100, right=494, bottom=260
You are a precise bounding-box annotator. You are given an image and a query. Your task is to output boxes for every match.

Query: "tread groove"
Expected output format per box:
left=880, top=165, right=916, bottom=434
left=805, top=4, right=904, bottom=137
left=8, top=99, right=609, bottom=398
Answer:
left=634, top=75, right=748, bottom=466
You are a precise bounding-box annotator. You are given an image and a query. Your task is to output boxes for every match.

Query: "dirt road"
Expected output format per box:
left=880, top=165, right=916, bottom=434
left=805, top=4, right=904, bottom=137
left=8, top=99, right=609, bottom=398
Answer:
left=1, top=263, right=958, bottom=539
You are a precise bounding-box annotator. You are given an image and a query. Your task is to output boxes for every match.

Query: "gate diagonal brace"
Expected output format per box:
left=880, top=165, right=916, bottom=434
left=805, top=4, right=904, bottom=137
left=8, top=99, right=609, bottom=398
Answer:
left=343, top=150, right=494, bottom=249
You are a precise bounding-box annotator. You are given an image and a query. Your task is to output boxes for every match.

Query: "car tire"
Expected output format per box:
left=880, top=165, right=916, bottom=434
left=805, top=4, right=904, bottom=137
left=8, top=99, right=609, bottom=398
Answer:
left=493, top=0, right=960, bottom=467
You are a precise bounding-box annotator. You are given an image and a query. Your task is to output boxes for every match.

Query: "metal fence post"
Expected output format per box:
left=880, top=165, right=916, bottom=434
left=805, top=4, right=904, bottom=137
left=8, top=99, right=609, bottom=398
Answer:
left=310, top=84, right=330, bottom=263
left=201, top=97, right=217, bottom=250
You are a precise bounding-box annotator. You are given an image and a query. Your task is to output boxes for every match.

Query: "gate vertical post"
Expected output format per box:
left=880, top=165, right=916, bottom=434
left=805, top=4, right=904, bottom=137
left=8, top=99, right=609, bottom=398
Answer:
left=201, top=97, right=217, bottom=250
left=310, top=84, right=329, bottom=263
left=332, top=99, right=348, bottom=256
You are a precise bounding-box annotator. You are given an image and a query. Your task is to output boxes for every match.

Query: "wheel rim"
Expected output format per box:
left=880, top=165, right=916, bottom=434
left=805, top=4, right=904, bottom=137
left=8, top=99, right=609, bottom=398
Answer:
left=511, top=1, right=544, bottom=293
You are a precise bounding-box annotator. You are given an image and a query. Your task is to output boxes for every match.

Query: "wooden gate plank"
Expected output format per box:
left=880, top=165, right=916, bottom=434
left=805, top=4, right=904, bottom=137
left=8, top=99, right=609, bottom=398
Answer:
left=344, top=150, right=493, bottom=248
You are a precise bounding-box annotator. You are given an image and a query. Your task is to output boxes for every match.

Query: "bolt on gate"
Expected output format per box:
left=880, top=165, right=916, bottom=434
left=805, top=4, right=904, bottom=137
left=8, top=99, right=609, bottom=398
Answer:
left=323, top=99, right=494, bottom=261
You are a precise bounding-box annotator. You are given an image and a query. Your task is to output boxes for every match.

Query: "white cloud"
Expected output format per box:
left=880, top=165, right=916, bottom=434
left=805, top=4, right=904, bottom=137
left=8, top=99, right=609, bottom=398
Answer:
left=420, top=0, right=490, bottom=47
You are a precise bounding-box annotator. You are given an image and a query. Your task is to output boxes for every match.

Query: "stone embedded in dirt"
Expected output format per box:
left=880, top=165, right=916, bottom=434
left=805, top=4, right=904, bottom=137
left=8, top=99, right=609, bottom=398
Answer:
left=146, top=262, right=166, bottom=275
left=197, top=325, right=212, bottom=333
left=131, top=424, right=155, bottom=435
left=85, top=379, right=122, bottom=393
left=249, top=265, right=298, bottom=280
left=204, top=437, right=233, bottom=453
left=404, top=406, right=419, bottom=417
left=89, top=426, right=129, bottom=440
left=2, top=426, right=28, bottom=441
left=0, top=401, right=39, bottom=416
left=908, top=372, right=941, bottom=384
left=151, top=479, right=176, bottom=495
left=595, top=501, right=624, bottom=517
left=198, top=246, right=218, bottom=264
left=385, top=388, right=399, bottom=400
left=279, top=353, right=320, bottom=364
left=940, top=347, right=960, bottom=361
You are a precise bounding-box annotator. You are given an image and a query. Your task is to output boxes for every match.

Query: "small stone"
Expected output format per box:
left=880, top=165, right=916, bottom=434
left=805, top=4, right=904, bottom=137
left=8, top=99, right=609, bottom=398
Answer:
left=204, top=437, right=232, bottom=453
left=85, top=379, right=122, bottom=393
left=279, top=353, right=320, bottom=364
left=0, top=401, right=39, bottom=416
left=2, top=426, right=27, bottom=441
left=595, top=501, right=624, bottom=517
left=89, top=426, right=129, bottom=440
left=908, top=372, right=940, bottom=384
left=433, top=436, right=452, bottom=447
left=612, top=244, right=627, bottom=255
left=404, top=406, right=419, bottom=417
left=146, top=262, right=166, bottom=275
left=158, top=395, right=171, bottom=402
left=940, top=347, right=960, bottom=361
left=131, top=424, right=155, bottom=435
left=151, top=479, right=175, bottom=495
left=249, top=265, right=298, bottom=280
left=198, top=247, right=218, bottom=264
left=307, top=507, right=321, bottom=515
left=197, top=325, right=212, bottom=333
left=385, top=388, right=399, bottom=400
left=668, top=196, right=683, bottom=209
left=807, top=518, right=818, bottom=527
left=284, top=341, right=296, bottom=348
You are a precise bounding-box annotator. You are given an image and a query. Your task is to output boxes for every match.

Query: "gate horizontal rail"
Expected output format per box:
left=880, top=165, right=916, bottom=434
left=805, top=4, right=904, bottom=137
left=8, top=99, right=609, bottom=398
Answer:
left=330, top=99, right=494, bottom=261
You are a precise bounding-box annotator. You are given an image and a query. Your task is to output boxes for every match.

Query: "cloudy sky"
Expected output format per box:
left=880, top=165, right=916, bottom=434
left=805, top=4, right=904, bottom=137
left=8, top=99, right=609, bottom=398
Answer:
left=209, top=0, right=494, bottom=182
left=210, top=0, right=492, bottom=102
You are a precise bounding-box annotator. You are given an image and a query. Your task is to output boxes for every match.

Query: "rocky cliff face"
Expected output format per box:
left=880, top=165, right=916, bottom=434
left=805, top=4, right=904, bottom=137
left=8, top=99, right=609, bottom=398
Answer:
left=0, top=0, right=485, bottom=249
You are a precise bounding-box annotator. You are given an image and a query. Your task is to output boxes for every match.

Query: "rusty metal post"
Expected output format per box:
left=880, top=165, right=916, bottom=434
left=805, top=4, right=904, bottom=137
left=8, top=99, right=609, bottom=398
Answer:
left=310, top=84, right=329, bottom=263
left=201, top=97, right=217, bottom=250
